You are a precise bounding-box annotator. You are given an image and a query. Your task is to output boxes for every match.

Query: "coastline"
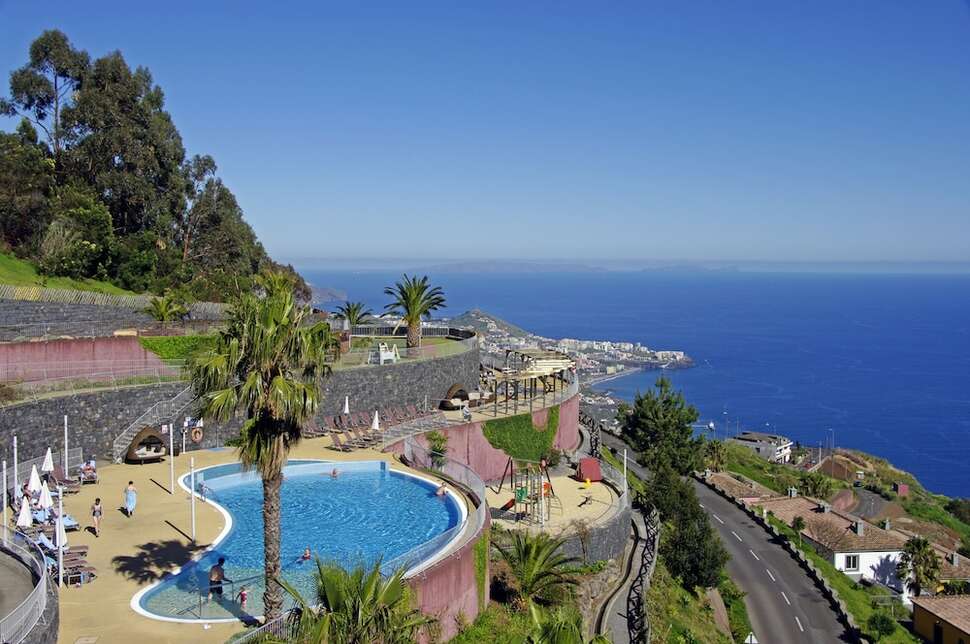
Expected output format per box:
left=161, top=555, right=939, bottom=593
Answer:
left=582, top=366, right=645, bottom=388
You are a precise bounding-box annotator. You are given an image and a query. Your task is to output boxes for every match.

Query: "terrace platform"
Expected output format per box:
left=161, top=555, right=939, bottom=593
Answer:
left=485, top=470, right=617, bottom=533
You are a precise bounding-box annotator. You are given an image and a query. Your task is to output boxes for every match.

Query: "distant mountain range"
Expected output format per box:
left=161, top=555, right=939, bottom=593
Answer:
left=311, top=286, right=348, bottom=304
left=416, top=261, right=606, bottom=274
left=446, top=308, right=532, bottom=338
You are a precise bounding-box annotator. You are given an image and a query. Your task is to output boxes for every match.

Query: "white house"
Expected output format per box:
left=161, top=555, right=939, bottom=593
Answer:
left=729, top=431, right=794, bottom=463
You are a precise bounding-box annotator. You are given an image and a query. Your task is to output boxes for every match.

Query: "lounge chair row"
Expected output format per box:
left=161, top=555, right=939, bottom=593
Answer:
left=322, top=404, right=427, bottom=432
left=329, top=426, right=381, bottom=452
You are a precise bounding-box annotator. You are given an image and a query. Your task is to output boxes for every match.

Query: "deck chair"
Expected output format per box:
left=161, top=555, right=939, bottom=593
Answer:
left=341, top=430, right=368, bottom=448
left=51, top=466, right=81, bottom=493
left=350, top=427, right=378, bottom=446
left=329, top=434, right=354, bottom=453
left=36, top=532, right=88, bottom=557
left=78, top=460, right=98, bottom=484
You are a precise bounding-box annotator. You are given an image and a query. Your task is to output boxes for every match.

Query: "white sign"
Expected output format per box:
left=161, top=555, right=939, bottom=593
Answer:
left=744, top=634, right=759, bottom=644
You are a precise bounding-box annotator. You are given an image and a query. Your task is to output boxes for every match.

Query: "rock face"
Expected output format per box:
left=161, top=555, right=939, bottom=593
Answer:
left=0, top=345, right=480, bottom=465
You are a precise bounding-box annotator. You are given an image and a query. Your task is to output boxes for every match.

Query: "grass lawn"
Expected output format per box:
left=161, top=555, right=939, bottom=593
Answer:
left=0, top=251, right=132, bottom=295
left=482, top=406, right=559, bottom=462
left=139, top=335, right=216, bottom=361
left=647, top=558, right=732, bottom=643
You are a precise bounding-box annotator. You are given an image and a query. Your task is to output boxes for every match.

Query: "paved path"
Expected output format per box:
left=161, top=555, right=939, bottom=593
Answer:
left=602, top=511, right=646, bottom=644
left=0, top=551, right=36, bottom=620
left=693, top=481, right=853, bottom=643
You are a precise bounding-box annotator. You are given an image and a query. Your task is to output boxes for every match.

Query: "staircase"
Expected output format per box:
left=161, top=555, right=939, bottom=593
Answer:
left=111, top=385, right=197, bottom=462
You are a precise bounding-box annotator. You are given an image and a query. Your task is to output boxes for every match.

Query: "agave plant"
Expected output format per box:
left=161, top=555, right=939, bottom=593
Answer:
left=383, top=274, right=446, bottom=348
left=495, top=531, right=579, bottom=606
left=268, top=559, right=435, bottom=644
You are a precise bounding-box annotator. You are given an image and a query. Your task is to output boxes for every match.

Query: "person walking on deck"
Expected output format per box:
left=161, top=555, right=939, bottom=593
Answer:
left=123, top=481, right=137, bottom=517
left=91, top=498, right=103, bottom=536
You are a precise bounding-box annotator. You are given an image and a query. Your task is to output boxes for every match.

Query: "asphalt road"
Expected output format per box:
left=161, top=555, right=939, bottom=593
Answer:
left=599, top=432, right=850, bottom=643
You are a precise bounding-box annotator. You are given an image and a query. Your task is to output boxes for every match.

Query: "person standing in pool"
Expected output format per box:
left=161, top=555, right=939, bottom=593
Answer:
left=208, top=557, right=231, bottom=601
left=91, top=498, right=103, bottom=537
left=123, top=481, right=137, bottom=517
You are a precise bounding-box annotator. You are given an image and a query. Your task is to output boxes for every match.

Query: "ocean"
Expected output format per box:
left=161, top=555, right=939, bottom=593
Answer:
left=301, top=269, right=970, bottom=498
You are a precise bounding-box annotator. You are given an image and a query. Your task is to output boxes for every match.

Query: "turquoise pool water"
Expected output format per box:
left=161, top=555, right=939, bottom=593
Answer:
left=136, top=460, right=463, bottom=621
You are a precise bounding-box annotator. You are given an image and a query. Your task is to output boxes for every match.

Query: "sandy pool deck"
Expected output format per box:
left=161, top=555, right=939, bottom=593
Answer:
left=54, top=437, right=424, bottom=644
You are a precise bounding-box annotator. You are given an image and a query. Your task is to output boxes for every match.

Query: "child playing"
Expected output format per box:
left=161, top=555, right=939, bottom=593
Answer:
left=236, top=585, right=248, bottom=610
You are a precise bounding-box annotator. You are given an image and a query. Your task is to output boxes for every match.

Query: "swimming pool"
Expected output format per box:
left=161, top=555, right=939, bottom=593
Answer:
left=134, top=460, right=465, bottom=622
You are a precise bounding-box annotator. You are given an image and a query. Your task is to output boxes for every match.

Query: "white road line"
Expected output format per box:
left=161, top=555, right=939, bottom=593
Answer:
left=766, top=568, right=776, bottom=582
left=781, top=591, right=791, bottom=605
left=699, top=504, right=705, bottom=509
left=731, top=531, right=743, bottom=542
left=749, top=549, right=760, bottom=561
left=794, top=615, right=804, bottom=632
left=713, top=514, right=725, bottom=524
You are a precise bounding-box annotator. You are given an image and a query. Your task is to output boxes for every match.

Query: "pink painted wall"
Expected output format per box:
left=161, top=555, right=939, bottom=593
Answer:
left=409, top=515, right=489, bottom=642
left=392, top=393, right=582, bottom=483
left=0, top=336, right=174, bottom=382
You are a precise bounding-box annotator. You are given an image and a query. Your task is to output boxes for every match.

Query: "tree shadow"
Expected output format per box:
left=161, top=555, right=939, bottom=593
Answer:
left=111, top=539, right=206, bottom=585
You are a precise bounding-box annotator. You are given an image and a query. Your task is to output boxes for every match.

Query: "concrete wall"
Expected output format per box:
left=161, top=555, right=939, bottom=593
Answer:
left=0, top=347, right=480, bottom=466
left=397, top=392, right=582, bottom=483
left=0, top=336, right=174, bottom=382
left=0, top=301, right=155, bottom=341
left=558, top=502, right=631, bottom=563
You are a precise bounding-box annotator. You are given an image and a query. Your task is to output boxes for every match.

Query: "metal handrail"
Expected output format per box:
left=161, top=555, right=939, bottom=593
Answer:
left=0, top=526, right=51, bottom=644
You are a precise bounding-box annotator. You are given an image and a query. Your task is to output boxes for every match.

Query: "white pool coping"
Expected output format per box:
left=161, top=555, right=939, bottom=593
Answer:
left=130, top=458, right=467, bottom=624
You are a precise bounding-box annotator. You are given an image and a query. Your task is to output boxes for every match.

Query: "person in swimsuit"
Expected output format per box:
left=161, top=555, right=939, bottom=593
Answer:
left=435, top=483, right=447, bottom=497
left=236, top=584, right=248, bottom=610
left=208, top=557, right=231, bottom=601
left=301, top=546, right=312, bottom=561
left=124, top=481, right=137, bottom=517
left=91, top=498, right=103, bottom=537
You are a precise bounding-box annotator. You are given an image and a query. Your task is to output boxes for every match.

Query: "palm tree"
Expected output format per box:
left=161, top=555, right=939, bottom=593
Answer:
left=270, top=559, right=435, bottom=644
left=495, top=532, right=579, bottom=607
left=800, top=471, right=834, bottom=500
left=895, top=536, right=941, bottom=598
left=145, top=291, right=188, bottom=322
left=792, top=516, right=806, bottom=547
left=519, top=604, right=611, bottom=644
left=190, top=271, right=334, bottom=621
left=705, top=440, right=726, bottom=472
left=334, top=301, right=374, bottom=327
left=383, top=274, right=446, bottom=348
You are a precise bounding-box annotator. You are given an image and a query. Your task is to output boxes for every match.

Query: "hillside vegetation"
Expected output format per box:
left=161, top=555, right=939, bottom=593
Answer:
left=0, top=250, right=130, bottom=294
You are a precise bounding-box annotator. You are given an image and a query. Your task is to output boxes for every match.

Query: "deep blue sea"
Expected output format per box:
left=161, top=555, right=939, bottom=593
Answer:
left=302, top=270, right=970, bottom=498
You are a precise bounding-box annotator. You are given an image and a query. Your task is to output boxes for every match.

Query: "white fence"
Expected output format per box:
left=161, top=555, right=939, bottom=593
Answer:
left=0, top=526, right=51, bottom=644
left=11, top=447, right=84, bottom=488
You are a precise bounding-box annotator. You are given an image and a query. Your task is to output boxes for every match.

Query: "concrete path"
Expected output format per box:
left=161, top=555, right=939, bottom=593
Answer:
left=0, top=551, right=36, bottom=621
left=601, top=511, right=645, bottom=644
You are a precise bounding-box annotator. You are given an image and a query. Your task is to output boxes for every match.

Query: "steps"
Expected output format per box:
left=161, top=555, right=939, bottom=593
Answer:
left=110, top=385, right=196, bottom=462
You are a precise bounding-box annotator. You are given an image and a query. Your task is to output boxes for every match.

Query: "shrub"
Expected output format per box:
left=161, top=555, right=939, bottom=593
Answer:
left=426, top=431, right=449, bottom=469
left=866, top=611, right=897, bottom=640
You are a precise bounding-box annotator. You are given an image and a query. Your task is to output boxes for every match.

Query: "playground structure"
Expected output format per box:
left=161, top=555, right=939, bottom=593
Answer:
left=493, top=457, right=561, bottom=526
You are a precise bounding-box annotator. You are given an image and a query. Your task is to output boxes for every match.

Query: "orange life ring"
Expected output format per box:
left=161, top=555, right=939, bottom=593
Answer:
left=191, top=427, right=204, bottom=444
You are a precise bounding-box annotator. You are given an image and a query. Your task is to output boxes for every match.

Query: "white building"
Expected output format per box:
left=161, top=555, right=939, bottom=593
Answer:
left=728, top=431, right=793, bottom=463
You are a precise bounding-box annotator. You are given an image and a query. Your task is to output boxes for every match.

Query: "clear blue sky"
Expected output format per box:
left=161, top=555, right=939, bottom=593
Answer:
left=2, top=1, right=969, bottom=264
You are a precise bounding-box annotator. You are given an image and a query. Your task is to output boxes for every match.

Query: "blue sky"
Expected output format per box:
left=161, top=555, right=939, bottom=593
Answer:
left=2, top=1, right=969, bottom=264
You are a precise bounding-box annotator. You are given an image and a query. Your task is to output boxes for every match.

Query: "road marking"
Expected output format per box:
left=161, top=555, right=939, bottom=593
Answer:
left=794, top=616, right=804, bottom=632
left=699, top=504, right=705, bottom=509
left=731, top=531, right=743, bottom=542
left=713, top=514, right=725, bottom=524
left=766, top=569, right=776, bottom=582
left=749, top=548, right=760, bottom=561
left=781, top=591, right=790, bottom=605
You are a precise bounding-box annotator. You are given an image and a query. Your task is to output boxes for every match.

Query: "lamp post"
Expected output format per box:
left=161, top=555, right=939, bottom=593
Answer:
left=63, top=416, right=69, bottom=474
left=57, top=485, right=64, bottom=588
left=12, top=436, right=18, bottom=495
left=168, top=424, right=175, bottom=494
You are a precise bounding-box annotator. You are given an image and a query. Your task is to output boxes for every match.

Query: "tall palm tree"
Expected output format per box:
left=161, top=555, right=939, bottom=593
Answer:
left=270, top=559, right=435, bottom=644
left=190, top=271, right=334, bottom=621
left=519, top=604, right=612, bottom=644
left=383, top=274, right=446, bottom=348
left=145, top=291, right=189, bottom=322
left=495, top=532, right=579, bottom=607
left=334, top=301, right=374, bottom=327
left=895, top=536, right=941, bottom=598
left=705, top=440, right=726, bottom=472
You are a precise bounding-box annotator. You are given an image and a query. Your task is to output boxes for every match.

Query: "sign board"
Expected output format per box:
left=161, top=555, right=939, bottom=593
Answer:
left=744, top=634, right=759, bottom=644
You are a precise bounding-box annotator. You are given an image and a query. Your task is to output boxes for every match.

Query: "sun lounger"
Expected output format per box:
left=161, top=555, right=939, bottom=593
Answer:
left=341, top=430, right=368, bottom=448
left=51, top=466, right=81, bottom=493
left=328, top=433, right=353, bottom=453
left=36, top=532, right=88, bottom=557
left=350, top=427, right=378, bottom=446
left=78, top=460, right=98, bottom=484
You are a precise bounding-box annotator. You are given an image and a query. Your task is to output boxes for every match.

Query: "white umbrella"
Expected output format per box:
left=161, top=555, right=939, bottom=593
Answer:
left=41, top=448, right=54, bottom=473
left=16, top=500, right=32, bottom=528
left=343, top=396, right=350, bottom=415
left=27, top=465, right=42, bottom=494
left=55, top=516, right=68, bottom=549
left=371, top=411, right=380, bottom=431
left=39, top=482, right=54, bottom=510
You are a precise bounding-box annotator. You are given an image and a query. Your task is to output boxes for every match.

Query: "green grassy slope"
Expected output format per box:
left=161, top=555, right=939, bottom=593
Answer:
left=0, top=251, right=132, bottom=295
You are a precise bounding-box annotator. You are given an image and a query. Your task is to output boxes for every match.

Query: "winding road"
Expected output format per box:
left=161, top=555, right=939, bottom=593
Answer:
left=599, top=432, right=850, bottom=643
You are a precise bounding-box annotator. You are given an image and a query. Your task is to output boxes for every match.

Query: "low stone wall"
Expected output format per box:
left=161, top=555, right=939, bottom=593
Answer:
left=0, top=301, right=156, bottom=341
left=695, top=473, right=865, bottom=642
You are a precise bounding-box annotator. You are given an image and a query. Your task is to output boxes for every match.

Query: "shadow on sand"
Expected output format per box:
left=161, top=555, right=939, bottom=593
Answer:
left=112, top=539, right=206, bottom=585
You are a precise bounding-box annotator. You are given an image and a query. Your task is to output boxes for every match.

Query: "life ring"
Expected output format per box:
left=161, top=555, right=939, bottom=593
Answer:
left=191, top=427, right=204, bottom=444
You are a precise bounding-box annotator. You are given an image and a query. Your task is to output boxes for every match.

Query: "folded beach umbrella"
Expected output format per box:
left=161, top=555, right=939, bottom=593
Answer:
left=55, top=516, right=68, bottom=549
left=16, top=499, right=32, bottom=528
left=39, top=481, right=54, bottom=510
left=28, top=465, right=42, bottom=493
left=343, top=396, right=350, bottom=415
left=41, top=447, right=54, bottom=473
left=371, top=410, right=380, bottom=431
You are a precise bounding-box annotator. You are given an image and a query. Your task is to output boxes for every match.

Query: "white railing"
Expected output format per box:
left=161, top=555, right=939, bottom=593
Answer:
left=334, top=335, right=477, bottom=370
left=0, top=526, right=51, bottom=644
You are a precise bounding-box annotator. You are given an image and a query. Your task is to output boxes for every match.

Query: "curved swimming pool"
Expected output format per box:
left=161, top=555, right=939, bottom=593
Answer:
left=134, top=460, right=465, bottom=622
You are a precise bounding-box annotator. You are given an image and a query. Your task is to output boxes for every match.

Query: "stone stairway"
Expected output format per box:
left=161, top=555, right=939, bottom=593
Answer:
left=111, top=385, right=196, bottom=462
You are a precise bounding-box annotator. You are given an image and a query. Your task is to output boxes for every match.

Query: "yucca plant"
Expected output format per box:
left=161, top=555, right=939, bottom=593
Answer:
left=383, top=274, right=446, bottom=348
left=496, top=532, right=579, bottom=607
left=268, top=559, right=435, bottom=644
left=190, top=271, right=335, bottom=621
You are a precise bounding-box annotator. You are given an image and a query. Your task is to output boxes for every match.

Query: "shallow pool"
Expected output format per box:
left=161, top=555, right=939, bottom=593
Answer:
left=135, top=460, right=464, bottom=622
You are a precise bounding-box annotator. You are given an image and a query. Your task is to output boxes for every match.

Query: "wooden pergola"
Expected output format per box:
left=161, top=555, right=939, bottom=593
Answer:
left=480, top=348, right=576, bottom=416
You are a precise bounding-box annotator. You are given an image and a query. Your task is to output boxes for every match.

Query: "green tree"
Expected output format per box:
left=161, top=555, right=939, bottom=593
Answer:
left=272, top=559, right=435, bottom=644
left=177, top=154, right=217, bottom=262
left=383, top=274, right=446, bottom=348
left=38, top=183, right=113, bottom=278
left=190, top=272, right=334, bottom=621
left=0, top=126, right=53, bottom=249
left=495, top=532, right=579, bottom=607
left=620, top=376, right=702, bottom=475
left=792, top=516, right=806, bottom=547
left=705, top=440, right=726, bottom=473
left=145, top=290, right=189, bottom=322
left=664, top=498, right=729, bottom=589
left=0, top=29, right=89, bottom=160
left=517, top=604, right=611, bottom=644
left=334, top=301, right=374, bottom=327
left=895, top=536, right=941, bottom=598
left=866, top=611, right=896, bottom=640
left=799, top=471, right=834, bottom=500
